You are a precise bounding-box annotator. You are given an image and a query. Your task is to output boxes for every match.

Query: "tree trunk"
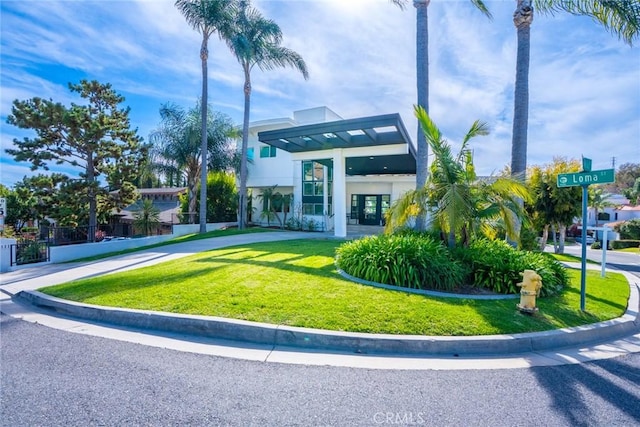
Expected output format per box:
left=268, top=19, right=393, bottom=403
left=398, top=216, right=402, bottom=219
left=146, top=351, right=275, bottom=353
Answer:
left=509, top=1, right=532, bottom=245
left=199, top=34, right=210, bottom=234
left=552, top=223, right=558, bottom=253
left=87, top=151, right=97, bottom=242
left=539, top=223, right=549, bottom=251
left=188, top=175, right=197, bottom=224
left=238, top=66, right=251, bottom=230
left=414, top=0, right=429, bottom=231
left=511, top=0, right=532, bottom=180
left=558, top=223, right=567, bottom=254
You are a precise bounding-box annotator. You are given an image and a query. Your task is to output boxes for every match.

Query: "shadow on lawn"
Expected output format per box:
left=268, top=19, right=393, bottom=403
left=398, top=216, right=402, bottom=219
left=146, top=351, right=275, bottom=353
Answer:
left=561, top=286, right=628, bottom=312
left=193, top=240, right=340, bottom=278
left=43, top=264, right=227, bottom=300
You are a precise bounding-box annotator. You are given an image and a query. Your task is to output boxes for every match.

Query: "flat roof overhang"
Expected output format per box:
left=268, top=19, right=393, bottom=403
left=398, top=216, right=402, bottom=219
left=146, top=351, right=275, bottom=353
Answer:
left=258, top=113, right=416, bottom=175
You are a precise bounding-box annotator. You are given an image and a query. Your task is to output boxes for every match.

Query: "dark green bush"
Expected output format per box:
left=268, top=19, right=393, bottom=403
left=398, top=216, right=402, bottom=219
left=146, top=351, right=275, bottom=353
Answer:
left=519, top=224, right=540, bottom=251
left=591, top=241, right=602, bottom=250
left=453, top=239, right=568, bottom=297
left=611, top=240, right=640, bottom=250
left=336, top=234, right=465, bottom=291
left=614, top=219, right=640, bottom=240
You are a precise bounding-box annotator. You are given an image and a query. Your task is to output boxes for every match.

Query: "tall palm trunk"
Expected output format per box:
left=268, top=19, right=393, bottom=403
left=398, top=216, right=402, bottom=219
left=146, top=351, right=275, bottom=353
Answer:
left=414, top=0, right=430, bottom=230
left=508, top=0, right=532, bottom=245
left=511, top=0, right=532, bottom=180
left=188, top=165, right=199, bottom=224
left=199, top=33, right=210, bottom=233
left=238, top=66, right=251, bottom=229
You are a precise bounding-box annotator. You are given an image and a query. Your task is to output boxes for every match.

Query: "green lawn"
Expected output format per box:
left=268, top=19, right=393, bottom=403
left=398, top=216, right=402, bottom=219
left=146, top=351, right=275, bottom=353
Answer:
left=547, top=252, right=598, bottom=264
left=41, top=239, right=631, bottom=336
left=616, top=247, right=640, bottom=254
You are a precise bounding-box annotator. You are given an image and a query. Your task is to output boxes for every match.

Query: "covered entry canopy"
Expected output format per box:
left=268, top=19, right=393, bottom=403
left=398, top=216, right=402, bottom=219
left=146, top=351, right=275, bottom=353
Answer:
left=258, top=113, right=416, bottom=175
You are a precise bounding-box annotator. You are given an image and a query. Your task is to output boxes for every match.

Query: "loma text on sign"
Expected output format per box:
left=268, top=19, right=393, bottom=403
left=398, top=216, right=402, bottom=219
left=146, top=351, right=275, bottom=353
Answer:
left=557, top=169, right=615, bottom=188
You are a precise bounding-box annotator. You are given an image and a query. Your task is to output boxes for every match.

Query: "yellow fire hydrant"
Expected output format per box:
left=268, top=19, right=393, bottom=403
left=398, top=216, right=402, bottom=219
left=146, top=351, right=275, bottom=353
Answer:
left=516, top=269, right=543, bottom=314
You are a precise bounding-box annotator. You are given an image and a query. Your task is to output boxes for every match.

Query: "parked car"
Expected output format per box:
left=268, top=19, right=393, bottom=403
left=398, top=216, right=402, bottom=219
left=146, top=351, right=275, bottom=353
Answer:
left=576, top=235, right=595, bottom=245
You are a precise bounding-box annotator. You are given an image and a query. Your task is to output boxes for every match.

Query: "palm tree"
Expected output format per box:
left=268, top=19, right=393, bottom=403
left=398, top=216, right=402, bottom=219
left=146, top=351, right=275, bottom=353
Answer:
left=510, top=1, right=640, bottom=181
left=133, top=198, right=161, bottom=236
left=149, top=102, right=238, bottom=223
left=589, top=187, right=612, bottom=228
left=225, top=1, right=309, bottom=229
left=257, top=185, right=277, bottom=227
left=391, top=1, right=492, bottom=229
left=175, top=0, right=237, bottom=233
left=386, top=106, right=530, bottom=248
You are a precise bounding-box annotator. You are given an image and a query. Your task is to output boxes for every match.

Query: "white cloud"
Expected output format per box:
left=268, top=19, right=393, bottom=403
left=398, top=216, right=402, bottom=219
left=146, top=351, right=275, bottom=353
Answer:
left=1, top=0, right=638, bottom=187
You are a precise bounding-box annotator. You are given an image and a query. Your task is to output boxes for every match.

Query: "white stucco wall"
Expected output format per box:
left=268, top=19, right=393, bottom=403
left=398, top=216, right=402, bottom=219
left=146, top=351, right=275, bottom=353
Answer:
left=245, top=107, right=344, bottom=190
left=44, top=222, right=236, bottom=265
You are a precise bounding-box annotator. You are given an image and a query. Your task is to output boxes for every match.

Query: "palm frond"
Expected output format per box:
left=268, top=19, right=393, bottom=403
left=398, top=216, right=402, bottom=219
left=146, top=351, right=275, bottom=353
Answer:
left=534, top=0, right=640, bottom=45
left=389, top=0, right=408, bottom=11
left=471, top=0, right=493, bottom=19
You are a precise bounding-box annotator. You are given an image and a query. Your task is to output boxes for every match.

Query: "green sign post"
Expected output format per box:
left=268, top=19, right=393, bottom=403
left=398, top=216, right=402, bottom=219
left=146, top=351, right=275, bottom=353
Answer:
left=556, top=160, right=614, bottom=311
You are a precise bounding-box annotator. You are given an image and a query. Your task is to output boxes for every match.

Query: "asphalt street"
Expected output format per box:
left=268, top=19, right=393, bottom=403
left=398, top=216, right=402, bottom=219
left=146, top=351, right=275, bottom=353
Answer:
left=560, top=244, right=640, bottom=278
left=2, top=313, right=639, bottom=427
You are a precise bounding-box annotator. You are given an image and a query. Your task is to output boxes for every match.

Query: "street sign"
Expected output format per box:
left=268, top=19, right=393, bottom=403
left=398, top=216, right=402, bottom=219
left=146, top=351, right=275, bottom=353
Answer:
left=557, top=169, right=615, bottom=188
left=0, top=197, right=5, bottom=232
left=556, top=161, right=615, bottom=311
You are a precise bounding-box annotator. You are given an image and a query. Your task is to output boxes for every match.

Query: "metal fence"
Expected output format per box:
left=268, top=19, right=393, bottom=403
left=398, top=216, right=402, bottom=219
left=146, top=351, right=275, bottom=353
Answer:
left=40, top=225, right=105, bottom=246
left=10, top=240, right=50, bottom=266
left=40, top=224, right=173, bottom=246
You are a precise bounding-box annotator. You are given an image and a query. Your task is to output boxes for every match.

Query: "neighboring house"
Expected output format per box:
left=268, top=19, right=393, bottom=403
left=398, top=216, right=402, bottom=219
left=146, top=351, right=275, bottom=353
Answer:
left=245, top=107, right=417, bottom=237
left=110, top=187, right=186, bottom=236
left=581, top=194, right=639, bottom=241
left=586, top=194, right=638, bottom=226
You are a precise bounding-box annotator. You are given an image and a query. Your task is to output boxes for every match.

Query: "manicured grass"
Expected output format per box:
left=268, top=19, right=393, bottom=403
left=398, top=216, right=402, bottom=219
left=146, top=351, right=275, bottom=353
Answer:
left=65, top=226, right=278, bottom=263
left=41, top=239, right=631, bottom=336
left=616, top=247, right=640, bottom=254
left=547, top=253, right=598, bottom=264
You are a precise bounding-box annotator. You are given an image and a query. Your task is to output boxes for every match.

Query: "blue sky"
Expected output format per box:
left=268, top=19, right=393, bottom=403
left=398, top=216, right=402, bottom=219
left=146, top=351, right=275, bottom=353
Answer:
left=1, top=0, right=639, bottom=188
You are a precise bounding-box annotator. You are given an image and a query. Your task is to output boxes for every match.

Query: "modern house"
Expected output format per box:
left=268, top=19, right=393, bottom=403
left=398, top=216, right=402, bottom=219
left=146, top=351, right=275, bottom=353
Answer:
left=245, top=107, right=417, bottom=237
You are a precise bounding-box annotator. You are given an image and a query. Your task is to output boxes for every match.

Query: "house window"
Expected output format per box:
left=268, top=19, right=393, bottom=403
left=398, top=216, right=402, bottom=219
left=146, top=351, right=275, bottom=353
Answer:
left=301, top=161, right=332, bottom=214
left=302, top=161, right=330, bottom=190
left=303, top=183, right=314, bottom=196
left=302, top=203, right=331, bottom=216
left=260, top=145, right=277, bottom=158
left=381, top=195, right=391, bottom=217
left=247, top=147, right=254, bottom=161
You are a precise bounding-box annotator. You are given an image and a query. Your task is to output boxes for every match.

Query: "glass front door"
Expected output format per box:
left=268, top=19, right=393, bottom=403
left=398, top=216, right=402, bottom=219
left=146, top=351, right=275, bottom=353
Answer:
left=352, top=194, right=390, bottom=225
left=361, top=195, right=377, bottom=225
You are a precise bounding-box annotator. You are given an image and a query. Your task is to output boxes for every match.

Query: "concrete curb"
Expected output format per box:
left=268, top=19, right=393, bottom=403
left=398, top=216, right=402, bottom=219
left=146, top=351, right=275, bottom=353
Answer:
left=15, top=275, right=640, bottom=356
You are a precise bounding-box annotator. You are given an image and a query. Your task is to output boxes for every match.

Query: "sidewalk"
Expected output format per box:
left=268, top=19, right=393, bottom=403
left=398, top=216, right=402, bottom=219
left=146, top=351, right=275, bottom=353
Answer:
left=1, top=231, right=639, bottom=371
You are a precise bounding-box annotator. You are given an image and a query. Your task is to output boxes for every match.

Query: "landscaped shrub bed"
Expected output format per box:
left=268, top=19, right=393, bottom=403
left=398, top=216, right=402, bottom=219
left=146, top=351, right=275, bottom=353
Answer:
left=611, top=240, right=640, bottom=250
left=337, top=235, right=568, bottom=297
left=335, top=234, right=465, bottom=291
left=453, top=239, right=568, bottom=297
